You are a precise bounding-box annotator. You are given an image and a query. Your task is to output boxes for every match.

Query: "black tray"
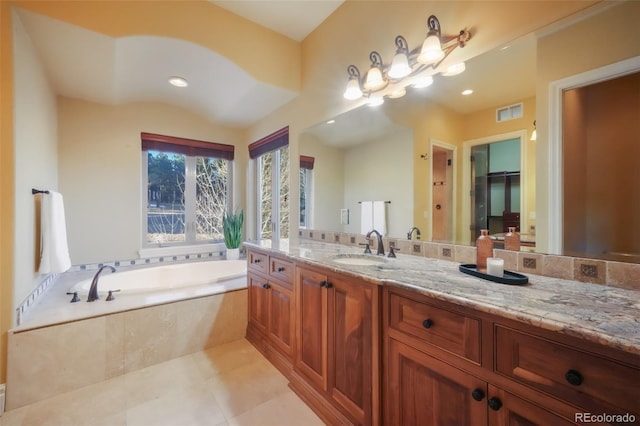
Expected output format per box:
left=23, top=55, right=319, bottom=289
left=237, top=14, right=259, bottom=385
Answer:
left=459, top=264, right=528, bottom=285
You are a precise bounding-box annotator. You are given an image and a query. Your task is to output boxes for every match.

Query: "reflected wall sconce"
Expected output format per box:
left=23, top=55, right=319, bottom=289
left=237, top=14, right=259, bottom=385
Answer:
left=530, top=120, right=537, bottom=141
left=343, top=15, right=471, bottom=104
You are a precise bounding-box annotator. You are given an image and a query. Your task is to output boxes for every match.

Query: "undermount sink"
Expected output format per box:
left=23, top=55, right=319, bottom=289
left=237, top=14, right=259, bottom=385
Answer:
left=330, top=254, right=387, bottom=266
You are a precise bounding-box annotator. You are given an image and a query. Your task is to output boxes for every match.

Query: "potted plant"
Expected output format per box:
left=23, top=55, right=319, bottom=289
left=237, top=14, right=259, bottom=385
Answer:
left=223, top=209, right=244, bottom=260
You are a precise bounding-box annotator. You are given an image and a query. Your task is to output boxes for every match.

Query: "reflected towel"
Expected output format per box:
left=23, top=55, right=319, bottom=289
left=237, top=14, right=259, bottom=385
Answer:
left=360, top=201, right=373, bottom=234
left=373, top=201, right=387, bottom=236
left=39, top=191, right=71, bottom=274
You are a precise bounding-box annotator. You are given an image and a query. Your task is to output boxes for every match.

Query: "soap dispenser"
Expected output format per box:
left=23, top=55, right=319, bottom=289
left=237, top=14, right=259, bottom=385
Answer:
left=504, top=226, right=521, bottom=251
left=476, top=229, right=493, bottom=272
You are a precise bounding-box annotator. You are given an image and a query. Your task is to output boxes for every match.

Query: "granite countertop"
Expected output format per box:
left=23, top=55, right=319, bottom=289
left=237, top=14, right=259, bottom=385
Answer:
left=244, top=239, right=640, bottom=357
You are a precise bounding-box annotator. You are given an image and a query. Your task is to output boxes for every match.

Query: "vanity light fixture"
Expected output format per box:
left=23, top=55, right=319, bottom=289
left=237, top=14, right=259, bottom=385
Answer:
left=168, top=76, right=188, bottom=88
left=530, top=120, right=537, bottom=141
left=343, top=14, right=471, bottom=102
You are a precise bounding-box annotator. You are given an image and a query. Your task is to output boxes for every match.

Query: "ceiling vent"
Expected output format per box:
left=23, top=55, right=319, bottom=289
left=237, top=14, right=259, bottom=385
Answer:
left=496, top=103, right=523, bottom=122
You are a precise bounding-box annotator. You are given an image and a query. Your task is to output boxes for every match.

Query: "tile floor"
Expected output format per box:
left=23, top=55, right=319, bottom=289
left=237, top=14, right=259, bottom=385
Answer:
left=0, top=339, right=325, bottom=426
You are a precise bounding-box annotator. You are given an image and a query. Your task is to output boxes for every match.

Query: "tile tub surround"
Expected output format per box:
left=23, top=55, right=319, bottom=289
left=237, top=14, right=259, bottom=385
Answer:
left=245, top=239, right=640, bottom=356
left=6, top=289, right=248, bottom=410
left=15, top=258, right=247, bottom=332
left=301, top=230, right=640, bottom=290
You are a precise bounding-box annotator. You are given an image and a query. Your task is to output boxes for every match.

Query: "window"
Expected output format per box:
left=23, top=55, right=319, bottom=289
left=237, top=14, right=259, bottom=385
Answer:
left=250, top=127, right=289, bottom=241
left=141, top=132, right=234, bottom=247
left=299, top=156, right=314, bottom=228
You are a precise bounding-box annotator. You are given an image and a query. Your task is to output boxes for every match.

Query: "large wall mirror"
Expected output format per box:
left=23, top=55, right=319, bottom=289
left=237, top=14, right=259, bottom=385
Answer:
left=299, top=1, right=640, bottom=264
left=300, top=33, right=536, bottom=244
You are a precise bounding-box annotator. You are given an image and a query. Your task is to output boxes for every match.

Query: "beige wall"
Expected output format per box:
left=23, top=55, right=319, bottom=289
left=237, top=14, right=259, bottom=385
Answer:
left=343, top=129, right=414, bottom=237
left=1, top=0, right=15, bottom=383
left=58, top=98, right=246, bottom=264
left=536, top=1, right=640, bottom=252
left=299, top=133, right=344, bottom=232
left=12, top=9, right=59, bottom=323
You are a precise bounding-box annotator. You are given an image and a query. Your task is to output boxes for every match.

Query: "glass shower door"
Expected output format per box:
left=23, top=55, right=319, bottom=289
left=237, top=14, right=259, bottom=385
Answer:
left=470, top=144, right=489, bottom=242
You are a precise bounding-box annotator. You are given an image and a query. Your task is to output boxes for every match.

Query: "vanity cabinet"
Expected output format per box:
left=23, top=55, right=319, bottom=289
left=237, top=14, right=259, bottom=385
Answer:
left=383, top=285, right=640, bottom=426
left=246, top=249, right=295, bottom=364
left=294, top=265, right=381, bottom=426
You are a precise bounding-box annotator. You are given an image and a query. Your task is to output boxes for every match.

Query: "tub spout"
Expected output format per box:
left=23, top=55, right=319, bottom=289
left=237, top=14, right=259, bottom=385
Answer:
left=87, top=265, right=116, bottom=302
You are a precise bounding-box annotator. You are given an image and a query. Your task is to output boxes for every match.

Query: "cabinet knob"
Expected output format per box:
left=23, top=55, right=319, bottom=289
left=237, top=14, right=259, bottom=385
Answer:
left=277, top=267, right=285, bottom=272
left=253, top=258, right=261, bottom=263
left=262, top=283, right=270, bottom=289
left=471, top=388, right=485, bottom=402
left=422, top=319, right=434, bottom=329
left=320, top=280, right=333, bottom=288
left=487, top=397, right=502, bottom=411
left=565, top=369, right=583, bottom=386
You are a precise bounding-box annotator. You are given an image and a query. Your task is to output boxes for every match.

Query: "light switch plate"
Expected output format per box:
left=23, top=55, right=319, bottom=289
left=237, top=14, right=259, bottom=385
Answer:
left=340, top=208, right=349, bottom=225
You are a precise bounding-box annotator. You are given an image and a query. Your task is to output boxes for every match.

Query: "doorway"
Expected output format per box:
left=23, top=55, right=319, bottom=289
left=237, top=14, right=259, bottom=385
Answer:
left=462, top=131, right=527, bottom=244
left=430, top=141, right=456, bottom=242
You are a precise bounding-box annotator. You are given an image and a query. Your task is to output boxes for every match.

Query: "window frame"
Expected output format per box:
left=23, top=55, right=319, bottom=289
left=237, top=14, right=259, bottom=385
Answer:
left=140, top=133, right=234, bottom=253
left=250, top=127, right=289, bottom=242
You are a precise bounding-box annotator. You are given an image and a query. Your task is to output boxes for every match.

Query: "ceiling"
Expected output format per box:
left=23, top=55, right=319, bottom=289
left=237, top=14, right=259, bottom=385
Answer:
left=209, top=0, right=344, bottom=42
left=16, top=2, right=535, bottom=131
left=15, top=2, right=344, bottom=128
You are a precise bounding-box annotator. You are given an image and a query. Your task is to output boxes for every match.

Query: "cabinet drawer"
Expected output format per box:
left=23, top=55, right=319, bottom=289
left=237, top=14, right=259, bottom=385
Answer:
left=269, top=257, right=294, bottom=286
left=388, top=292, right=481, bottom=363
left=495, top=326, right=640, bottom=414
left=247, top=250, right=268, bottom=274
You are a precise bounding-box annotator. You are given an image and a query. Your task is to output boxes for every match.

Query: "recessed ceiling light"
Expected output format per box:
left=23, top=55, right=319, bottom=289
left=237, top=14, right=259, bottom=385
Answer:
left=368, top=97, right=384, bottom=107
left=413, top=75, right=434, bottom=89
left=442, top=62, right=466, bottom=77
left=326, top=119, right=335, bottom=124
left=462, top=89, right=474, bottom=96
left=168, top=76, right=188, bottom=88
left=388, top=87, right=407, bottom=99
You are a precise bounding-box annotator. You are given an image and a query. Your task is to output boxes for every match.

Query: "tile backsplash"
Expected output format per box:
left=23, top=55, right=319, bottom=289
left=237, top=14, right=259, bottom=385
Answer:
left=301, top=229, right=640, bottom=291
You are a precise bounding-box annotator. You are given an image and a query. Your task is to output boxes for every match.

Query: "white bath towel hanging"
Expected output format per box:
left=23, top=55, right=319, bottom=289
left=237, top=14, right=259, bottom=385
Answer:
left=360, top=201, right=373, bottom=234
left=39, top=191, right=72, bottom=274
left=373, top=201, right=387, bottom=236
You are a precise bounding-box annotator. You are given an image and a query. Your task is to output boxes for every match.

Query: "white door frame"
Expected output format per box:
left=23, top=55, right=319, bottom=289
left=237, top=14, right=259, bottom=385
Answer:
left=461, top=130, right=528, bottom=244
left=547, top=56, right=640, bottom=255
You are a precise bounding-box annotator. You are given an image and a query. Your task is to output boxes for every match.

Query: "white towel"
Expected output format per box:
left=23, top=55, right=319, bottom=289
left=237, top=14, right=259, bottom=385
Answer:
left=360, top=201, right=373, bottom=234
left=39, top=191, right=72, bottom=274
left=373, top=201, right=387, bottom=236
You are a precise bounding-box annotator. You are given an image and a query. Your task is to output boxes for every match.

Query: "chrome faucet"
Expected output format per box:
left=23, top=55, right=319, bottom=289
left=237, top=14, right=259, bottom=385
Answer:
left=366, top=229, right=385, bottom=256
left=87, top=265, right=116, bottom=302
left=407, top=227, right=421, bottom=240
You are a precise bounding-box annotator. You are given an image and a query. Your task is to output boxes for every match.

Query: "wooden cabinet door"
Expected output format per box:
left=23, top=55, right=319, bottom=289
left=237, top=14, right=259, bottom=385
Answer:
left=386, top=338, right=487, bottom=426
left=487, top=386, right=577, bottom=426
left=328, top=274, right=376, bottom=425
left=295, top=267, right=328, bottom=391
left=268, top=281, right=294, bottom=358
left=248, top=273, right=269, bottom=335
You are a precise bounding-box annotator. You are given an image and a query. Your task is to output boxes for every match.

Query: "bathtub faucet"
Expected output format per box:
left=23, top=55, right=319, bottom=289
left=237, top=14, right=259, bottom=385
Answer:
left=87, top=265, right=116, bottom=302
